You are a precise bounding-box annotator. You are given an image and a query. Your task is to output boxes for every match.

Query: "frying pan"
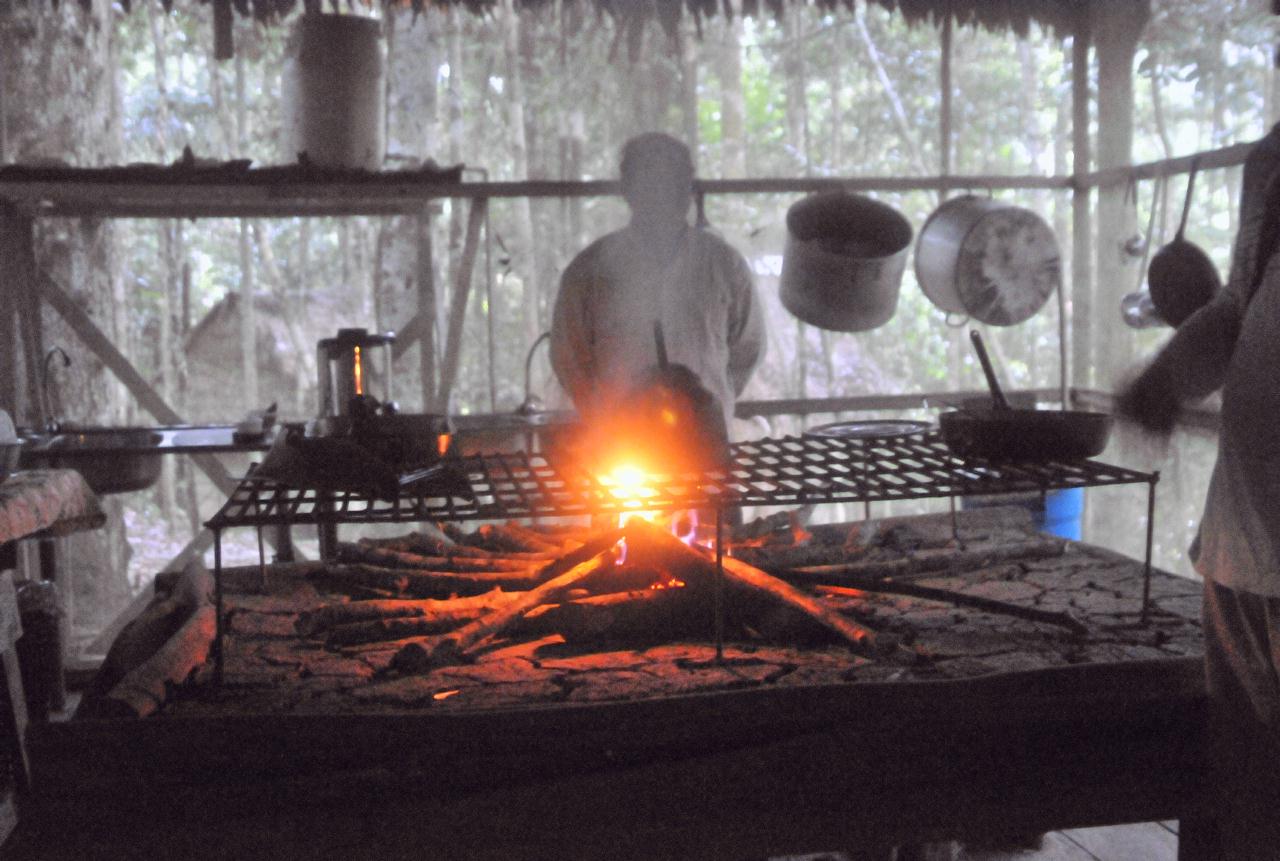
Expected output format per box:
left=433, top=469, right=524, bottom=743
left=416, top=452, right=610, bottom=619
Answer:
left=1146, top=158, right=1221, bottom=326
left=939, top=331, right=1112, bottom=462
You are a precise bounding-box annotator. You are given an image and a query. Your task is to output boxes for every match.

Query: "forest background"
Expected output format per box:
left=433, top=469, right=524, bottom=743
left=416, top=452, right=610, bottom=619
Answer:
left=1, top=0, right=1276, bottom=652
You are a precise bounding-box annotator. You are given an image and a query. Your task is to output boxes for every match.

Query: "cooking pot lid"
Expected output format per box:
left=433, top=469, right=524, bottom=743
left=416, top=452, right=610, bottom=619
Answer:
left=803, top=419, right=932, bottom=440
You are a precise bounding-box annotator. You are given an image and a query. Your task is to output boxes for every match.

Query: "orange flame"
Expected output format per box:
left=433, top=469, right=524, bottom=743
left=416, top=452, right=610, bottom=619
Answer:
left=353, top=345, right=364, bottom=395
left=599, top=462, right=703, bottom=566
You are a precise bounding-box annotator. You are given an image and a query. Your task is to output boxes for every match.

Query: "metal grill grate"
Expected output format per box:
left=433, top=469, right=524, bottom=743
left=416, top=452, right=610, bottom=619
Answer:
left=206, top=431, right=1155, bottom=529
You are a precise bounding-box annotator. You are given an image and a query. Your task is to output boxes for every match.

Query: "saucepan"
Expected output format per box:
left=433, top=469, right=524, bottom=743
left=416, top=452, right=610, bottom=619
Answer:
left=939, top=331, right=1112, bottom=462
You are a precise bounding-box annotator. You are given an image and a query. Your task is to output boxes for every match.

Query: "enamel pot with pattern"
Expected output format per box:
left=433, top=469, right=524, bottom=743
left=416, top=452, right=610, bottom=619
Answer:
left=914, top=195, right=1061, bottom=326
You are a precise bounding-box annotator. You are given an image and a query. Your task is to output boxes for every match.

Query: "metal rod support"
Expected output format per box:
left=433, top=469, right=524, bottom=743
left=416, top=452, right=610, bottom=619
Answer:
left=714, top=508, right=725, bottom=664
left=1141, top=475, right=1159, bottom=625
left=213, top=529, right=224, bottom=685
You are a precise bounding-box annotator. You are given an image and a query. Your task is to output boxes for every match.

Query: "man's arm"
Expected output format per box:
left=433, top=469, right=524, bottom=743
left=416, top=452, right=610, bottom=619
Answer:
left=1116, top=248, right=1253, bottom=435
left=724, top=248, right=766, bottom=397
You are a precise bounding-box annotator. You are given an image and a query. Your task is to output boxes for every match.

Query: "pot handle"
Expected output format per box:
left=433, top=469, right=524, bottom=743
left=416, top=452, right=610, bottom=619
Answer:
left=1175, top=157, right=1199, bottom=241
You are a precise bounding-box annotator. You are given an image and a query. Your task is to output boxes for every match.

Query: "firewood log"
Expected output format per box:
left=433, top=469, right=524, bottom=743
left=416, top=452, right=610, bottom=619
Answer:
left=471, top=523, right=547, bottom=554
left=313, top=563, right=546, bottom=599
left=94, top=605, right=216, bottom=718
left=502, top=522, right=579, bottom=554
left=621, top=519, right=883, bottom=657
left=391, top=528, right=624, bottom=671
left=295, top=590, right=518, bottom=637
left=773, top=539, right=1067, bottom=587
left=327, top=606, right=513, bottom=648
left=812, top=583, right=1089, bottom=636
left=337, top=543, right=548, bottom=572
left=76, top=560, right=214, bottom=717
left=356, top=529, right=490, bottom=558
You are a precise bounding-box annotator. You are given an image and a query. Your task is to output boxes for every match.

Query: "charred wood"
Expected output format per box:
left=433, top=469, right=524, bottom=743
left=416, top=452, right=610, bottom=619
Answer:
left=516, top=587, right=709, bottom=645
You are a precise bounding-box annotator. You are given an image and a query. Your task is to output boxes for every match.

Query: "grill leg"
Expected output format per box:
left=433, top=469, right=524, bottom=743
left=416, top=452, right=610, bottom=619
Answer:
left=714, top=507, right=725, bottom=664
left=1141, top=474, right=1158, bottom=625
left=213, top=529, right=224, bottom=686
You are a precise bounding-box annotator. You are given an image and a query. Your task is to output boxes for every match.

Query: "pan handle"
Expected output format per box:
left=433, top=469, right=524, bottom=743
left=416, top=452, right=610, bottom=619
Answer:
left=969, top=329, right=1011, bottom=412
left=654, top=321, right=670, bottom=371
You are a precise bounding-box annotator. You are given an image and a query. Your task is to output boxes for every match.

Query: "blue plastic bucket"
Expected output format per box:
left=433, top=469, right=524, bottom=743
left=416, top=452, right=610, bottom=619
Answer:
left=961, top=487, right=1084, bottom=540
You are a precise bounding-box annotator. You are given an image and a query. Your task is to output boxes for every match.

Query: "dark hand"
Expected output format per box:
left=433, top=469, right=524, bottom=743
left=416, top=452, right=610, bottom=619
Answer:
left=1115, top=365, right=1180, bottom=437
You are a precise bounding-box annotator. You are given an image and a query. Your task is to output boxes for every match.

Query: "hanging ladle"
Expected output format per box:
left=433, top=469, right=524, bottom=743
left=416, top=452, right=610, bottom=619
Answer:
left=1146, top=158, right=1221, bottom=327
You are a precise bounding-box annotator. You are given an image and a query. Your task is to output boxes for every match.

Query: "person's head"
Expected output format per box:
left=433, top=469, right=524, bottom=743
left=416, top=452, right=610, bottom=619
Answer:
left=620, top=133, right=694, bottom=233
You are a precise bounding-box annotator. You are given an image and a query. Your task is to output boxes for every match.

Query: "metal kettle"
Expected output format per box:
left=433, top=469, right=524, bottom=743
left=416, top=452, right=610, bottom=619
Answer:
left=316, top=328, right=395, bottom=417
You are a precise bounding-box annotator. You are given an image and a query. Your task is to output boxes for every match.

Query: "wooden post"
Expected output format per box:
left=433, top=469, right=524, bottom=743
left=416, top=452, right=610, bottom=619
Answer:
left=435, top=198, right=487, bottom=413
left=416, top=208, right=437, bottom=412
left=939, top=2, right=953, bottom=198
left=0, top=212, right=19, bottom=420
left=1093, top=1, right=1149, bottom=386
left=1070, top=12, right=1093, bottom=391
left=0, top=206, right=43, bottom=427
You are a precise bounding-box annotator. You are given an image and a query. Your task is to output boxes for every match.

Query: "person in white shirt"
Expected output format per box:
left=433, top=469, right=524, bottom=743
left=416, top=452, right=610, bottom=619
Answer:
left=1118, top=122, right=1280, bottom=860
left=549, top=132, right=765, bottom=437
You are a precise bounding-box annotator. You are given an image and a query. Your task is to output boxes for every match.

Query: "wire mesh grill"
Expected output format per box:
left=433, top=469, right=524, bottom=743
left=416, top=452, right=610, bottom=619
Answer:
left=206, top=431, right=1155, bottom=530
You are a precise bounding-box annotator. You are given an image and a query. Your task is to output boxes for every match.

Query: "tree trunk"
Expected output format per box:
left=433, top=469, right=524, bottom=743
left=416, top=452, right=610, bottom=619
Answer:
left=717, top=0, right=746, bottom=180
left=781, top=5, right=809, bottom=176
left=1070, top=21, right=1093, bottom=392
left=678, top=18, right=698, bottom=167
left=147, top=0, right=179, bottom=524
left=1092, top=0, right=1149, bottom=386
left=234, top=42, right=259, bottom=410
left=500, top=0, right=540, bottom=354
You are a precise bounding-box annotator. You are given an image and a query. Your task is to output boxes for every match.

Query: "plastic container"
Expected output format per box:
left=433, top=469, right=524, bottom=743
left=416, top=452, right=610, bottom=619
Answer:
left=961, top=486, right=1084, bottom=541
left=281, top=15, right=386, bottom=170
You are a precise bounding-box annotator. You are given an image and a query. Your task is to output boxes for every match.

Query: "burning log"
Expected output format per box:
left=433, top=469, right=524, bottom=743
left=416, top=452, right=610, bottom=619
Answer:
left=337, top=542, right=548, bottom=572
left=621, top=518, right=884, bottom=657
left=312, top=563, right=546, bottom=599
left=296, top=590, right=518, bottom=637
left=813, top=583, right=1089, bottom=637
left=390, top=528, right=624, bottom=671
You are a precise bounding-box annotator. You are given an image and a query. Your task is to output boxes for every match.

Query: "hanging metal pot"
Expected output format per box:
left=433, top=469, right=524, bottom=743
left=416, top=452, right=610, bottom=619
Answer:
left=1146, top=159, right=1221, bottom=327
left=779, top=191, right=913, bottom=332
left=914, top=195, right=1061, bottom=326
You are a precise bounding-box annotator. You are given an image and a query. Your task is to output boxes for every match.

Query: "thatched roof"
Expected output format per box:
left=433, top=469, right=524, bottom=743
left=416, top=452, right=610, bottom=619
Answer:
left=130, top=0, right=1097, bottom=42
